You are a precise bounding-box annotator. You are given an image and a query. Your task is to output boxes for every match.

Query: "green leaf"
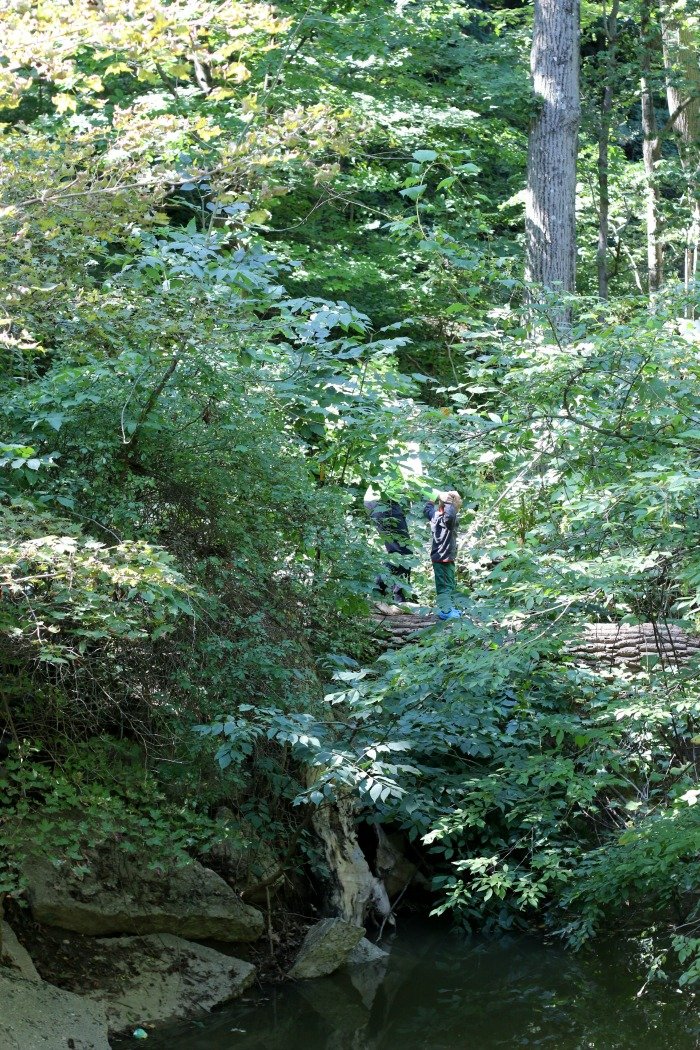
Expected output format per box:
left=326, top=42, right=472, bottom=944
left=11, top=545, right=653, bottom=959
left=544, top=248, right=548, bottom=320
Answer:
left=400, top=185, right=427, bottom=201
left=45, top=413, right=65, bottom=432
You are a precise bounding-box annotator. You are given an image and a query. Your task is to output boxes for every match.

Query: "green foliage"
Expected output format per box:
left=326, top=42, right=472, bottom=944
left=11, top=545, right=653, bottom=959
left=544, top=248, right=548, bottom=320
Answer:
left=1, top=0, right=700, bottom=1002
left=0, top=503, right=196, bottom=664
left=0, top=739, right=229, bottom=894
left=258, top=596, right=698, bottom=985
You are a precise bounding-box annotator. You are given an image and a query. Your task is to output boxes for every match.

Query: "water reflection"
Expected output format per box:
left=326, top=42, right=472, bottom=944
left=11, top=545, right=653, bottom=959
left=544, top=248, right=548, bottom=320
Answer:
left=142, top=923, right=699, bottom=1050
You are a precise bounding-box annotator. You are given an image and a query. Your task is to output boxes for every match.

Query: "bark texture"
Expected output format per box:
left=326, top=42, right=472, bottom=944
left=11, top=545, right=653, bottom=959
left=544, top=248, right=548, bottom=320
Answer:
left=662, top=19, right=700, bottom=162
left=640, top=0, right=664, bottom=295
left=597, top=0, right=620, bottom=300
left=310, top=785, right=391, bottom=926
left=372, top=603, right=437, bottom=650
left=525, top=0, right=581, bottom=305
left=661, top=7, right=700, bottom=292
left=572, top=622, right=700, bottom=670
left=371, top=606, right=700, bottom=674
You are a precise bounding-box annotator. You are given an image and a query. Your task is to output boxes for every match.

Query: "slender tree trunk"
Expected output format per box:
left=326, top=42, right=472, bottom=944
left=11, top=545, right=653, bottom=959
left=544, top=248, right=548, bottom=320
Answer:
left=525, top=0, right=581, bottom=332
left=640, top=0, right=663, bottom=296
left=661, top=6, right=700, bottom=294
left=597, top=0, right=620, bottom=300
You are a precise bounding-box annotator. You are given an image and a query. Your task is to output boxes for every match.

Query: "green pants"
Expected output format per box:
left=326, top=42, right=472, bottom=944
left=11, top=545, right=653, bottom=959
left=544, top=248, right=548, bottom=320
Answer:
left=433, top=561, right=456, bottom=612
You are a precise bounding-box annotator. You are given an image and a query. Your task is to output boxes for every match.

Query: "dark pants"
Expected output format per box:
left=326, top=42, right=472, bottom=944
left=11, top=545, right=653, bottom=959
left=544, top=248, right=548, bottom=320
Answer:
left=376, top=563, right=413, bottom=601
left=433, top=561, right=456, bottom=612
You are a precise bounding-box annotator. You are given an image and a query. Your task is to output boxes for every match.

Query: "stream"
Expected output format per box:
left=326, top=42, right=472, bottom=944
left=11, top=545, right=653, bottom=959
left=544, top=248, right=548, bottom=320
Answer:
left=136, top=920, right=699, bottom=1049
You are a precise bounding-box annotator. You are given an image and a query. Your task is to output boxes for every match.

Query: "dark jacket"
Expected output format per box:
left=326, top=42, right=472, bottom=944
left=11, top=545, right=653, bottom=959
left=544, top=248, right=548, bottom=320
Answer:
left=365, top=499, right=412, bottom=556
left=424, top=501, right=458, bottom=562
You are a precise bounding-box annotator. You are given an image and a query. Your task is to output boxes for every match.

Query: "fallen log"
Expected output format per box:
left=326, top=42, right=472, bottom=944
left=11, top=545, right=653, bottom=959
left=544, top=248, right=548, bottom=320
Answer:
left=572, top=622, right=700, bottom=670
left=371, top=604, right=700, bottom=670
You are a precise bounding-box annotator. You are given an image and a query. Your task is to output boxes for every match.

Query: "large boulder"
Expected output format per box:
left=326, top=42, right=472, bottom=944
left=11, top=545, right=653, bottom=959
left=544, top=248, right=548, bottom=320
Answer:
left=289, top=917, right=365, bottom=980
left=1, top=921, right=41, bottom=982
left=0, top=970, right=110, bottom=1049
left=25, top=852, right=264, bottom=942
left=82, top=933, right=256, bottom=1035
left=345, top=937, right=390, bottom=1008
left=345, top=936, right=389, bottom=968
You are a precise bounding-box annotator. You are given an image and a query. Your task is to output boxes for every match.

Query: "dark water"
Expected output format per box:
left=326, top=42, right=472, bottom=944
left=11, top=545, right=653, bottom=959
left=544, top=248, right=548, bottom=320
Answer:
left=139, top=923, right=699, bottom=1050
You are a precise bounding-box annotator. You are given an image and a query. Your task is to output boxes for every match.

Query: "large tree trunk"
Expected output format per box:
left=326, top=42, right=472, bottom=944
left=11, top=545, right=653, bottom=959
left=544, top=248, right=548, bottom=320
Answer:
left=525, top=0, right=580, bottom=332
left=312, top=793, right=392, bottom=925
left=597, top=0, right=620, bottom=300
left=661, top=6, right=700, bottom=294
left=640, top=0, right=664, bottom=296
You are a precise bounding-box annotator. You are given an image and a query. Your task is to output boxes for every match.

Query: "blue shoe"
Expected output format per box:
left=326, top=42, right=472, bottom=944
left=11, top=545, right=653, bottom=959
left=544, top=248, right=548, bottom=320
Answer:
left=436, top=610, right=450, bottom=620
left=445, top=608, right=462, bottom=620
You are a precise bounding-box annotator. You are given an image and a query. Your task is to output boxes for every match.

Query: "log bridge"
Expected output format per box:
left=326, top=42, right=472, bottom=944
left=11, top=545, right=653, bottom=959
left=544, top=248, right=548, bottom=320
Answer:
left=372, top=605, right=700, bottom=670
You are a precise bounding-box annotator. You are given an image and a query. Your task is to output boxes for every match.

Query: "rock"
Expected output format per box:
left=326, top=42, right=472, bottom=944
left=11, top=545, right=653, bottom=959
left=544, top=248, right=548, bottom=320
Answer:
left=1, top=921, right=41, bottom=981
left=0, top=970, right=110, bottom=1049
left=346, top=936, right=389, bottom=968
left=345, top=937, right=390, bottom=1008
left=25, top=852, right=264, bottom=942
left=82, top=933, right=256, bottom=1035
left=289, top=917, right=365, bottom=980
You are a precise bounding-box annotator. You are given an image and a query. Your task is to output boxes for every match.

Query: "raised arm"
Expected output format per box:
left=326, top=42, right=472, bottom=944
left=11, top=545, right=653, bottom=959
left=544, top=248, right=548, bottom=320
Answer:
left=441, top=503, right=457, bottom=529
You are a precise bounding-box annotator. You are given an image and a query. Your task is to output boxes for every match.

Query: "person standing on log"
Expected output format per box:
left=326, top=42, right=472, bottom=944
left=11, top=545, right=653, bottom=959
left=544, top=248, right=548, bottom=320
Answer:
left=424, top=490, right=463, bottom=620
left=364, top=493, right=415, bottom=603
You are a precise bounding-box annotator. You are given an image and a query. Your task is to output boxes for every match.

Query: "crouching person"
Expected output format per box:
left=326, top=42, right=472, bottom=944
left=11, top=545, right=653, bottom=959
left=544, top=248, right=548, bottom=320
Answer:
left=365, top=493, right=415, bottom=603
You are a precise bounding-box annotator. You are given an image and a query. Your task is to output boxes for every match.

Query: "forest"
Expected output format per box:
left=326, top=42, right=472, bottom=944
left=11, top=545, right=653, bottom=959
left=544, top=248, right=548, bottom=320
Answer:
left=1, top=0, right=699, bottom=1043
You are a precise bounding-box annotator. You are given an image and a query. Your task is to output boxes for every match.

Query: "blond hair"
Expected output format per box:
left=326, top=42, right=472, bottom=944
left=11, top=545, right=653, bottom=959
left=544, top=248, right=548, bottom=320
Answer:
left=438, top=490, right=463, bottom=511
